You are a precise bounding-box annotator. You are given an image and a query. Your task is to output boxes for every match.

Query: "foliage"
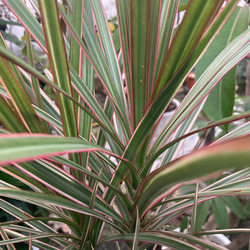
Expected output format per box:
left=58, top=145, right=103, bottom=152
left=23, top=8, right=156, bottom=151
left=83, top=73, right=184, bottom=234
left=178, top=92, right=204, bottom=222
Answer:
left=0, top=0, right=249, bottom=249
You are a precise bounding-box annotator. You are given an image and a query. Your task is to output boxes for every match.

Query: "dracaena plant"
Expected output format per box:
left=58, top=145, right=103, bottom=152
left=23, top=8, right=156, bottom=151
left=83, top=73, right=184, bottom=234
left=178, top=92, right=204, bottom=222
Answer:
left=0, top=0, right=249, bottom=249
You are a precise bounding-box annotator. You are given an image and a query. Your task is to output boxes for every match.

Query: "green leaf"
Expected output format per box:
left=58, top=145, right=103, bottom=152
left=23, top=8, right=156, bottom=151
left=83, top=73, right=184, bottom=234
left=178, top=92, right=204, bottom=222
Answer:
left=112, top=28, right=120, bottom=52
left=78, top=0, right=95, bottom=172
left=212, top=197, right=229, bottom=229
left=135, top=136, right=250, bottom=217
left=0, top=188, right=125, bottom=231
left=196, top=6, right=249, bottom=130
left=149, top=29, right=250, bottom=154
left=130, top=0, right=152, bottom=126
left=38, top=1, right=81, bottom=175
left=25, top=32, right=50, bottom=133
left=0, top=96, right=28, bottom=132
left=0, top=43, right=123, bottom=147
left=58, top=4, right=131, bottom=140
left=0, top=19, right=22, bottom=26
left=39, top=1, right=78, bottom=138
left=0, top=134, right=110, bottom=164
left=180, top=216, right=189, bottom=232
left=116, top=0, right=131, bottom=113
left=69, top=0, right=83, bottom=74
left=178, top=0, right=189, bottom=12
left=0, top=31, right=24, bottom=46
left=0, top=228, right=77, bottom=248
left=105, top=27, right=250, bottom=201
left=148, top=1, right=162, bottom=100
left=0, top=51, right=45, bottom=133
left=220, top=196, right=245, bottom=219
left=0, top=198, right=69, bottom=243
left=190, top=183, right=199, bottom=235
left=132, top=206, right=140, bottom=250
left=195, top=200, right=210, bottom=232
left=153, top=0, right=225, bottom=97
left=0, top=226, right=16, bottom=250
left=92, top=0, right=125, bottom=107
left=156, top=0, right=179, bottom=80
left=99, top=231, right=227, bottom=250
left=3, top=0, right=46, bottom=50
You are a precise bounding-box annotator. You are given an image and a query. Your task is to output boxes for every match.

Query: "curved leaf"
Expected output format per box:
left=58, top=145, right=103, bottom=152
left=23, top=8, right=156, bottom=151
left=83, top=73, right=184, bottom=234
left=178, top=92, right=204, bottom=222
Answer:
left=98, top=231, right=228, bottom=250
left=135, top=136, right=250, bottom=217
left=0, top=134, right=120, bottom=165
left=0, top=188, right=126, bottom=231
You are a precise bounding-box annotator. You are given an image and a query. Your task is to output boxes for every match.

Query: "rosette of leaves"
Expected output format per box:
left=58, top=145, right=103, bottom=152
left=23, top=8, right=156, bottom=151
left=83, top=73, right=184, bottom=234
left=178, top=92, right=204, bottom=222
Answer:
left=0, top=0, right=249, bottom=249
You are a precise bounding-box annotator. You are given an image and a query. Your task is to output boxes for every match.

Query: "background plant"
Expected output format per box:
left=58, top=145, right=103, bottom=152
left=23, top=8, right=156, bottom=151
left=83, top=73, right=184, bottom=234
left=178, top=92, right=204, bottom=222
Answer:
left=0, top=0, right=249, bottom=249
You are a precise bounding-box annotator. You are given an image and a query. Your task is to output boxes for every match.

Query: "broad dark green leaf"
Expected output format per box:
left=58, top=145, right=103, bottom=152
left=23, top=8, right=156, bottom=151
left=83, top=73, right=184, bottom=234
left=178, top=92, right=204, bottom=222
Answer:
left=212, top=197, right=229, bottom=229
left=220, top=196, right=245, bottom=219
left=112, top=28, right=120, bottom=52
left=195, top=6, right=249, bottom=130
left=195, top=200, right=210, bottom=232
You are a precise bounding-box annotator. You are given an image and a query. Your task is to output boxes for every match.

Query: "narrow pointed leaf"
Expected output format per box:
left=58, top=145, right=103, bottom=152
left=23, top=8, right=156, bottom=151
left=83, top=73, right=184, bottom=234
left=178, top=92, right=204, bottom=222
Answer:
left=155, top=0, right=179, bottom=80
left=25, top=32, right=50, bottom=133
left=0, top=227, right=16, bottom=250
left=0, top=96, right=27, bottom=132
left=3, top=0, right=46, bottom=51
left=0, top=55, right=45, bottom=133
left=0, top=188, right=125, bottom=231
left=93, top=0, right=126, bottom=109
left=39, top=1, right=78, bottom=139
left=69, top=0, right=83, bottom=74
left=58, top=4, right=131, bottom=139
left=153, top=0, right=225, bottom=96
left=130, top=0, right=151, bottom=126
left=116, top=0, right=132, bottom=118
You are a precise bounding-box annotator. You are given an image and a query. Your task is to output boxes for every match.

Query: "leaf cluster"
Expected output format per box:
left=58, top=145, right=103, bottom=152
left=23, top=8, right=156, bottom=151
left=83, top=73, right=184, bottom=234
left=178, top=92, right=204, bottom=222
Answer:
left=0, top=0, right=249, bottom=249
